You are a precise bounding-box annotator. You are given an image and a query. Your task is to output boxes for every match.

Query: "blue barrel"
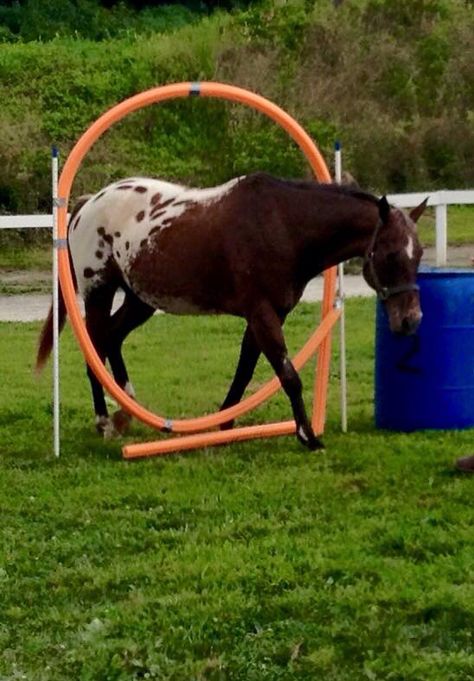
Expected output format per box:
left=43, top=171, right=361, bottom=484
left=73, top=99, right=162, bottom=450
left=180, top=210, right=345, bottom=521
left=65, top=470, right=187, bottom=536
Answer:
left=375, top=267, right=474, bottom=431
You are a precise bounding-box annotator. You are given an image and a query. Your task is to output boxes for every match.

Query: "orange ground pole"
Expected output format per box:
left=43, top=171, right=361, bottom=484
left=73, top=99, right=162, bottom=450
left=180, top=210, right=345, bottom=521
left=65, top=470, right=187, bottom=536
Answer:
left=55, top=81, right=337, bottom=458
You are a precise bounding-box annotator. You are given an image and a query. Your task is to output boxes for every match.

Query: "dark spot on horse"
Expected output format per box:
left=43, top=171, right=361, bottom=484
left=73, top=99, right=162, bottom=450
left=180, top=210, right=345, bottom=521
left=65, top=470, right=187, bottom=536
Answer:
left=103, top=233, right=113, bottom=245
left=149, top=225, right=161, bottom=236
left=134, top=186, right=147, bottom=193
left=116, top=251, right=121, bottom=259
left=150, top=197, right=174, bottom=216
left=116, top=185, right=133, bottom=190
left=150, top=209, right=166, bottom=220
left=114, top=231, right=121, bottom=237
left=161, top=218, right=174, bottom=228
left=158, top=198, right=174, bottom=209
left=150, top=192, right=162, bottom=205
left=98, top=239, right=105, bottom=249
left=95, top=250, right=103, bottom=259
left=93, top=191, right=106, bottom=202
left=136, top=211, right=145, bottom=222
left=97, top=226, right=105, bottom=236
left=125, top=241, right=130, bottom=250
left=83, top=267, right=95, bottom=278
left=173, top=199, right=196, bottom=208
left=140, top=239, right=148, bottom=248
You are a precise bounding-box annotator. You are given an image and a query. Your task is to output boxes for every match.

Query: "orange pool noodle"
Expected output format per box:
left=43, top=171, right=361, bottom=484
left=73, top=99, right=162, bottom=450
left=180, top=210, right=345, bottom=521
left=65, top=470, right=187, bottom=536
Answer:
left=55, top=82, right=336, bottom=457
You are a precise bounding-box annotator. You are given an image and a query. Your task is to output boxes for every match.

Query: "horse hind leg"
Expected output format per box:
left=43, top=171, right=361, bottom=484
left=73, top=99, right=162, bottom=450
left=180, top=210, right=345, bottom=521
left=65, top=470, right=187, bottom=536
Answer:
left=106, top=289, right=155, bottom=434
left=219, top=325, right=261, bottom=430
left=84, top=284, right=117, bottom=437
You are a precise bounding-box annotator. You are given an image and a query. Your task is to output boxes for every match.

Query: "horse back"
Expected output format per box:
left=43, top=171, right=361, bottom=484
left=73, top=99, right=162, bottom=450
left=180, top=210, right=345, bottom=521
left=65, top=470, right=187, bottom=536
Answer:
left=68, top=174, right=301, bottom=316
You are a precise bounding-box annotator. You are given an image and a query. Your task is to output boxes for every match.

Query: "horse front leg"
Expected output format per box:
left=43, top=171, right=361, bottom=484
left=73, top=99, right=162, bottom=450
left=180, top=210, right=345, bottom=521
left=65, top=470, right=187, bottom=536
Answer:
left=248, top=301, right=324, bottom=451
left=219, top=325, right=261, bottom=430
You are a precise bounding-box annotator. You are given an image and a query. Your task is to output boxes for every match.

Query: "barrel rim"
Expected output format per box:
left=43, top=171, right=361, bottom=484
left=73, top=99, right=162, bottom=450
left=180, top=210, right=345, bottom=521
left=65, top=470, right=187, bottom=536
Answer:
left=418, top=265, right=474, bottom=277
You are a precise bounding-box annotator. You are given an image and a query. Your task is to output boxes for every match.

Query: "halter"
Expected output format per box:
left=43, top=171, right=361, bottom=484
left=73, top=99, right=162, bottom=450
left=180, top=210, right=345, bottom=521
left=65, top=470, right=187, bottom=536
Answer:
left=363, top=218, right=420, bottom=301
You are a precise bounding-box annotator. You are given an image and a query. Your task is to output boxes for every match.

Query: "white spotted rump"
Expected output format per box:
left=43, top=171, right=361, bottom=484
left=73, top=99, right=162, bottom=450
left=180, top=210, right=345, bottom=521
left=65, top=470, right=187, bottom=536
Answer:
left=68, top=176, right=243, bottom=301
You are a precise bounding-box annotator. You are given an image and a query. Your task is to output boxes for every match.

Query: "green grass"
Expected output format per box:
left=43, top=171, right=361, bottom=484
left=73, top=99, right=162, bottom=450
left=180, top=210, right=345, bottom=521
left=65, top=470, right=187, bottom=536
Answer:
left=0, top=243, right=52, bottom=271
left=417, top=205, right=474, bottom=247
left=1, top=300, right=474, bottom=680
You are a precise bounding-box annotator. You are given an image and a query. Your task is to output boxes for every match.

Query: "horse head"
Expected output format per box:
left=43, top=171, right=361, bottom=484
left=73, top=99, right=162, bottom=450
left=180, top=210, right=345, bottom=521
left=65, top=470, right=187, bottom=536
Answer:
left=363, top=196, right=428, bottom=335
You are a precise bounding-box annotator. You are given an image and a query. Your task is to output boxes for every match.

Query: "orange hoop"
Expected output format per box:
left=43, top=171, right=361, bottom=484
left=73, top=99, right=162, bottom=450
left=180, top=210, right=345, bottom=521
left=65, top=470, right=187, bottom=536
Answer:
left=56, top=81, right=338, bottom=457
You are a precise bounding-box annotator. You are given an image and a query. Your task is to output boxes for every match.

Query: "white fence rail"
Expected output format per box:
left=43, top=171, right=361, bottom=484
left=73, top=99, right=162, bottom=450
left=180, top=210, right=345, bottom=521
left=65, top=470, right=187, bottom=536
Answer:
left=0, top=214, right=59, bottom=229
left=1, top=189, right=473, bottom=266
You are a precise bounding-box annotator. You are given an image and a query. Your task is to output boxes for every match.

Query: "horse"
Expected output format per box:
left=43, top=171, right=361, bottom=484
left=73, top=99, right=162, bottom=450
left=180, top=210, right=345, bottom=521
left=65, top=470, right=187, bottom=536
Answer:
left=36, top=173, right=427, bottom=449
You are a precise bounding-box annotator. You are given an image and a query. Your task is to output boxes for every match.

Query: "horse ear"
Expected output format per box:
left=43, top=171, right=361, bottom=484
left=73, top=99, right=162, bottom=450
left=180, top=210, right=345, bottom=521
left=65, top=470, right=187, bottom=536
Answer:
left=409, top=197, right=429, bottom=224
left=378, top=195, right=390, bottom=224
left=340, top=171, right=360, bottom=189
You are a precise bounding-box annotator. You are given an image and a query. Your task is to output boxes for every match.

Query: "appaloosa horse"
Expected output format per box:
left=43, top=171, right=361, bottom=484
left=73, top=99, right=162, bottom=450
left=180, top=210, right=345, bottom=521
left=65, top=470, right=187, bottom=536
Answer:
left=36, top=173, right=427, bottom=449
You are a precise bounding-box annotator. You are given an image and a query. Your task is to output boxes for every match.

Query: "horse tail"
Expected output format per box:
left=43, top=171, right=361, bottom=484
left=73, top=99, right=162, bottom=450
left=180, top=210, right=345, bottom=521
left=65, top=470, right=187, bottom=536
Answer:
left=35, top=195, right=90, bottom=373
left=35, top=269, right=71, bottom=373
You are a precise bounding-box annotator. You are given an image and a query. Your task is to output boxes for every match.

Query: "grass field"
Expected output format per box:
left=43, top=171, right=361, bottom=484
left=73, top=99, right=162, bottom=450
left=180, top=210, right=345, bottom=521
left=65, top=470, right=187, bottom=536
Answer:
left=1, top=299, right=473, bottom=680
left=417, top=205, right=474, bottom=247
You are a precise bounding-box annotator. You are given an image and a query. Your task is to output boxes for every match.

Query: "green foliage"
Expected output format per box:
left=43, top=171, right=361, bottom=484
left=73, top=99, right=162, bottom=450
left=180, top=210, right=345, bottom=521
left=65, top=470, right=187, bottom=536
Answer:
left=0, top=15, right=236, bottom=214
left=0, top=0, right=202, bottom=42
left=284, top=0, right=474, bottom=191
left=0, top=0, right=473, bottom=219
left=1, top=300, right=474, bottom=679
left=362, top=0, right=452, bottom=33
left=237, top=0, right=312, bottom=51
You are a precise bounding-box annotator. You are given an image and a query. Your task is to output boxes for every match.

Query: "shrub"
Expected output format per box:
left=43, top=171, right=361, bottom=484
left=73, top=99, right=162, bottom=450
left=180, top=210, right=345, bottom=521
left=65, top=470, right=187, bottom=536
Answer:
left=0, top=0, right=473, bottom=220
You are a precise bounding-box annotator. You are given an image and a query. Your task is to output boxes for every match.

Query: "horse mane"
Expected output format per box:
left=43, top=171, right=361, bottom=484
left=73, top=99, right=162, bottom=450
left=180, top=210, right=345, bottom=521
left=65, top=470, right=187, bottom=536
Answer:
left=250, top=173, right=379, bottom=206
left=313, top=182, right=380, bottom=205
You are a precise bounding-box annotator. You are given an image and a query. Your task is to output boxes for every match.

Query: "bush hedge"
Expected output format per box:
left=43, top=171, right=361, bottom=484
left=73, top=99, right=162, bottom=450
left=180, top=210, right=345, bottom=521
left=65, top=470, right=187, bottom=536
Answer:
left=0, top=0, right=472, bottom=217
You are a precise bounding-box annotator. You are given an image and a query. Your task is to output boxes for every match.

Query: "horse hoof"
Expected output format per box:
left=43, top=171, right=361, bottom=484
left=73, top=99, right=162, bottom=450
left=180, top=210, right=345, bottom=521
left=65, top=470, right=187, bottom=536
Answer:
left=308, top=436, right=325, bottom=451
left=112, top=409, right=132, bottom=436
left=95, top=416, right=118, bottom=440
left=296, top=426, right=325, bottom=451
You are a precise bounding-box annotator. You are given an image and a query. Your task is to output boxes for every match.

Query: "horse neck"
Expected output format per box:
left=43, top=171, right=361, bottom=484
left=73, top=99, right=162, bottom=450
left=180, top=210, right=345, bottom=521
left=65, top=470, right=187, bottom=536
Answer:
left=289, top=188, right=380, bottom=277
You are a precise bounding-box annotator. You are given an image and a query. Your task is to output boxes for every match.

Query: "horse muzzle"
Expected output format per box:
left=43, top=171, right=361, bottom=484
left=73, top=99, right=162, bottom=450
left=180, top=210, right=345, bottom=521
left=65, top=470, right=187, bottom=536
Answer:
left=389, top=309, right=422, bottom=336
left=400, top=314, right=422, bottom=335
